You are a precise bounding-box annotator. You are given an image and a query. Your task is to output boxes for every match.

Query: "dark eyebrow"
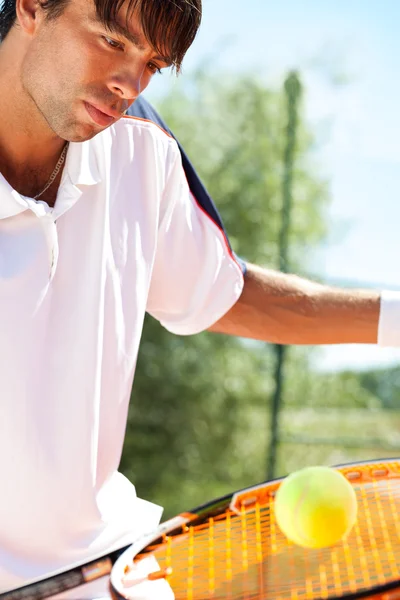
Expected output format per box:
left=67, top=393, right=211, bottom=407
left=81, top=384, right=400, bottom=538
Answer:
left=103, top=20, right=173, bottom=67
left=106, top=21, right=145, bottom=49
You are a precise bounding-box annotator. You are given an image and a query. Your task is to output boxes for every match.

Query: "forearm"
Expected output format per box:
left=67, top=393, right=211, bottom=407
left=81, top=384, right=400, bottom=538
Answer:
left=209, top=263, right=381, bottom=345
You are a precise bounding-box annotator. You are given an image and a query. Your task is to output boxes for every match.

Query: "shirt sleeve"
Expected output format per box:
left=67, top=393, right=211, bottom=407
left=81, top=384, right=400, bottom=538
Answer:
left=146, top=142, right=244, bottom=335
left=127, top=96, right=247, bottom=274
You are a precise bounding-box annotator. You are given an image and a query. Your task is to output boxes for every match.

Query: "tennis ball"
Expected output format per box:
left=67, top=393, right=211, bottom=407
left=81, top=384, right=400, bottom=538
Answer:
left=274, top=465, right=358, bottom=549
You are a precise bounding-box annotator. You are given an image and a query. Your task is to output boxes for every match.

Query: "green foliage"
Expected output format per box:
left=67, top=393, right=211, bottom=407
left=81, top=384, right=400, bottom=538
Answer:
left=276, top=361, right=400, bottom=476
left=357, top=366, right=400, bottom=409
left=283, top=352, right=382, bottom=410
left=120, top=321, right=274, bottom=516
left=120, top=70, right=333, bottom=517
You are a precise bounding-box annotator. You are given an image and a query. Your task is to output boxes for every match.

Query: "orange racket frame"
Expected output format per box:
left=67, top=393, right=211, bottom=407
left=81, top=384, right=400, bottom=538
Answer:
left=110, top=458, right=400, bottom=600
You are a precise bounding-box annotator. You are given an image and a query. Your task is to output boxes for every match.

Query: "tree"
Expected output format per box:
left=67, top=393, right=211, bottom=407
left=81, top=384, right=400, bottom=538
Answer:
left=120, top=70, right=331, bottom=517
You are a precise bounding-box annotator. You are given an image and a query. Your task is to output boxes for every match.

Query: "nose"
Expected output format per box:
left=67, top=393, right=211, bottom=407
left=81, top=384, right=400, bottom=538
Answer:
left=108, top=65, right=145, bottom=100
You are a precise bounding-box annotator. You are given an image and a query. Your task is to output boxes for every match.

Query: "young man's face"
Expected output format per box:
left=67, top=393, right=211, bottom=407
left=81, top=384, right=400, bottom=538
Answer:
left=20, top=0, right=171, bottom=141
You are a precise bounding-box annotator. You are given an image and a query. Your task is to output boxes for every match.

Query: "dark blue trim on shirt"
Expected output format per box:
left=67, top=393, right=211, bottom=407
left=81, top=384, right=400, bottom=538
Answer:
left=126, top=97, right=247, bottom=276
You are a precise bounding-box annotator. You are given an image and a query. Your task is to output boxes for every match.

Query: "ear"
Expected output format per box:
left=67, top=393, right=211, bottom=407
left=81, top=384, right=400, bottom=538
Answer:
left=15, top=0, right=43, bottom=36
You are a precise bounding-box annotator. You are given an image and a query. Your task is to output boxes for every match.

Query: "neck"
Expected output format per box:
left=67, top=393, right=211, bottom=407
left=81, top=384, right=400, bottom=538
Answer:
left=0, top=35, right=66, bottom=188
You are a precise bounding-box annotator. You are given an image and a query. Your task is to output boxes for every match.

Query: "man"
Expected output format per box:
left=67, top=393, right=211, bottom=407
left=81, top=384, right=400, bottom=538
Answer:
left=0, top=0, right=398, bottom=596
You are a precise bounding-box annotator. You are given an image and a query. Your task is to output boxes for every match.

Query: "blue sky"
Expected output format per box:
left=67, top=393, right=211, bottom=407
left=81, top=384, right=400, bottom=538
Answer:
left=145, top=1, right=400, bottom=371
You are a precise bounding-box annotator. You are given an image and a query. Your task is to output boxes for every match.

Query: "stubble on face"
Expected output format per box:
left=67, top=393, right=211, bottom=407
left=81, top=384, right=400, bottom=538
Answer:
left=19, top=0, right=126, bottom=142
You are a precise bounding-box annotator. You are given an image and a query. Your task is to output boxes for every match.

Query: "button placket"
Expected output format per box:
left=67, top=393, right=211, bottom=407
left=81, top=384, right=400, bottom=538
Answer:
left=41, top=215, right=59, bottom=281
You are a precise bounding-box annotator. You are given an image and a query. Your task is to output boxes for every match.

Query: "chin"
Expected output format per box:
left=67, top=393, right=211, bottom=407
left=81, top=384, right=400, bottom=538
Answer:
left=58, top=121, right=104, bottom=143
left=68, top=130, right=102, bottom=142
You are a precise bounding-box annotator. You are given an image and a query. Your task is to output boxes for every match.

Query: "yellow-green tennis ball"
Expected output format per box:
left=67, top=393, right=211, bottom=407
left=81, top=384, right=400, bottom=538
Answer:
left=274, top=465, right=358, bottom=549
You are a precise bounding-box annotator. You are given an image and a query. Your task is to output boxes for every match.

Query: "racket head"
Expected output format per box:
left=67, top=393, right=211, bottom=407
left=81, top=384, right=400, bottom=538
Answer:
left=110, top=458, right=400, bottom=600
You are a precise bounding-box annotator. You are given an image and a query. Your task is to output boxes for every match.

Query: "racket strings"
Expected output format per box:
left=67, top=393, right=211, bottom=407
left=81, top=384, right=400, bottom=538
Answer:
left=134, top=461, right=400, bottom=599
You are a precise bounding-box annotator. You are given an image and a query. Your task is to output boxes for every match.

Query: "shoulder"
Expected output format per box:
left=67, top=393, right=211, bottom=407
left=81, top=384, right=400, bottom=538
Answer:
left=83, top=116, right=181, bottom=195
left=113, top=115, right=176, bottom=149
left=93, top=116, right=179, bottom=173
left=125, top=96, right=174, bottom=137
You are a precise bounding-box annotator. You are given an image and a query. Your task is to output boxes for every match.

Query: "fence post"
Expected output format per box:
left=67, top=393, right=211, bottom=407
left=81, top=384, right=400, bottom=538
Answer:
left=267, top=71, right=302, bottom=480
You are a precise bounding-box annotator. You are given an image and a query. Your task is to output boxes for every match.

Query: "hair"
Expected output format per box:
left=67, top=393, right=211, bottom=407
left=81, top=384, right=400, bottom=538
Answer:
left=0, top=0, right=201, bottom=71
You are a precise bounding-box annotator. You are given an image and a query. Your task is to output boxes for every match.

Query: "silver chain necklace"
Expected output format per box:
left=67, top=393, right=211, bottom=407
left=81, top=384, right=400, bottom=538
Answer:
left=34, top=143, right=69, bottom=200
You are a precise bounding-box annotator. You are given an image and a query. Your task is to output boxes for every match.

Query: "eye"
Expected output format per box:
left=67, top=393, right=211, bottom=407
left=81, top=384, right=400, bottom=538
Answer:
left=147, top=62, right=162, bottom=75
left=102, top=35, right=124, bottom=51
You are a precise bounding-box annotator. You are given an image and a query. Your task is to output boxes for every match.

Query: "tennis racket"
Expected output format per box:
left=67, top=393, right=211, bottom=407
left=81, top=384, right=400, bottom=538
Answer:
left=110, top=458, right=400, bottom=600
left=0, top=545, right=130, bottom=600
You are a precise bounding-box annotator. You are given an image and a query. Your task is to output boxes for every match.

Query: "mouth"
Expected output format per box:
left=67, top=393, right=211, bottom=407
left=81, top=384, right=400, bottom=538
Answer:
left=84, top=101, right=121, bottom=127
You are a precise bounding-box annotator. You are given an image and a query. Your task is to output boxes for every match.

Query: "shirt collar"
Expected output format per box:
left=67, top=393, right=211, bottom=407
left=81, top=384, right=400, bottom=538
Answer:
left=0, top=177, right=30, bottom=219
left=0, top=136, right=103, bottom=220
left=64, top=137, right=102, bottom=187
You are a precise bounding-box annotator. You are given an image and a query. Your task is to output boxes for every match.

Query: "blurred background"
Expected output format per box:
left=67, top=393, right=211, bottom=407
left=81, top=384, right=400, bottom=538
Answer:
left=120, top=0, right=400, bottom=517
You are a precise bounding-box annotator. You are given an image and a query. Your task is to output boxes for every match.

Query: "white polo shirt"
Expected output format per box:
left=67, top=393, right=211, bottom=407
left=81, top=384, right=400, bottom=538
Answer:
left=0, top=116, right=244, bottom=592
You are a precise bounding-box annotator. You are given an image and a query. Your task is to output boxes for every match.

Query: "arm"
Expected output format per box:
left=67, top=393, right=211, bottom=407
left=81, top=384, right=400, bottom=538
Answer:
left=127, top=99, right=394, bottom=347
left=208, top=263, right=381, bottom=345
